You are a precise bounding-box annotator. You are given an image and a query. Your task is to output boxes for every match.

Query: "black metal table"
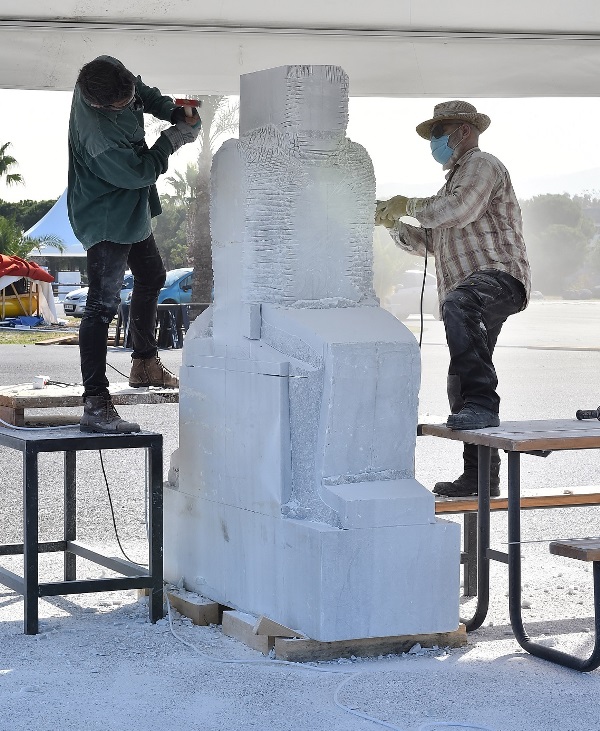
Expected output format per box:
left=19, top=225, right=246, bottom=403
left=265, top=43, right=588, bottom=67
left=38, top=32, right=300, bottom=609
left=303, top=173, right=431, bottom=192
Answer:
left=420, top=419, right=600, bottom=672
left=0, top=425, right=164, bottom=634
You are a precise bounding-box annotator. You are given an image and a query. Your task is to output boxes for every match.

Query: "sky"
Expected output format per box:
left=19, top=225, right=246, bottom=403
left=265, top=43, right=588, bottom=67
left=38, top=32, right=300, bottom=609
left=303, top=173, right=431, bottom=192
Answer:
left=0, top=89, right=599, bottom=205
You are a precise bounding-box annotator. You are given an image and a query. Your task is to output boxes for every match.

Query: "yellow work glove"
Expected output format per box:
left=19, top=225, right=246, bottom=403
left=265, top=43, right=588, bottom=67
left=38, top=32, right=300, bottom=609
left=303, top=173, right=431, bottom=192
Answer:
left=374, top=196, right=408, bottom=227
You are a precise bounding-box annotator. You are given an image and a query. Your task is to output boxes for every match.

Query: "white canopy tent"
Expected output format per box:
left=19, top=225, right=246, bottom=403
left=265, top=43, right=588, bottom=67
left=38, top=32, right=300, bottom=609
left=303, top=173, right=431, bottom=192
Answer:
left=24, top=190, right=85, bottom=258
left=0, top=1, right=599, bottom=97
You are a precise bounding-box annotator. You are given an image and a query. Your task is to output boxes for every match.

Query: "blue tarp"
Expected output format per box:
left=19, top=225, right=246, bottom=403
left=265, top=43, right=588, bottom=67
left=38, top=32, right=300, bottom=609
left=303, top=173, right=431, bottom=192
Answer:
left=25, top=189, right=85, bottom=258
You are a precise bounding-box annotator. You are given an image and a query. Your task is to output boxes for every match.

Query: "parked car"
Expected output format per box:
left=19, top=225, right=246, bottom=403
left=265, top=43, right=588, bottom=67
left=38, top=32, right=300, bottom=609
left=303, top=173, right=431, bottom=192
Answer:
left=158, top=267, right=193, bottom=305
left=125, top=267, right=194, bottom=306
left=62, top=272, right=133, bottom=317
left=62, top=286, right=88, bottom=317
left=383, top=269, right=438, bottom=321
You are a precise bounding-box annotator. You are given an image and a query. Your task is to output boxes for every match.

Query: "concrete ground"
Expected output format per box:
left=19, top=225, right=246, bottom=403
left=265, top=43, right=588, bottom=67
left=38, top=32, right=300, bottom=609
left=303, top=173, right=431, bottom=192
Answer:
left=0, top=300, right=599, bottom=731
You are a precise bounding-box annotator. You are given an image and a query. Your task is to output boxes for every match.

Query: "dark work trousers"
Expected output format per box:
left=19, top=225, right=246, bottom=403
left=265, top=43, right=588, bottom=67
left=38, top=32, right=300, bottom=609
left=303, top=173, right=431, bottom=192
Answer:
left=79, top=234, right=166, bottom=398
left=443, top=269, right=526, bottom=417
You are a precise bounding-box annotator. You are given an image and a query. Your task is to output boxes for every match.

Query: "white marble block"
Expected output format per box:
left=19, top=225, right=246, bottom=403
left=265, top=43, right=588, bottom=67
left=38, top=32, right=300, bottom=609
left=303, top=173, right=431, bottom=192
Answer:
left=165, top=64, right=460, bottom=641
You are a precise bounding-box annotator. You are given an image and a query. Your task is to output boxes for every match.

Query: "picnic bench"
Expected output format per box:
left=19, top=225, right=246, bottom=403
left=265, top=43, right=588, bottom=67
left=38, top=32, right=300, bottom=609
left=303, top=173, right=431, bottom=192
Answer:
left=421, top=419, right=600, bottom=672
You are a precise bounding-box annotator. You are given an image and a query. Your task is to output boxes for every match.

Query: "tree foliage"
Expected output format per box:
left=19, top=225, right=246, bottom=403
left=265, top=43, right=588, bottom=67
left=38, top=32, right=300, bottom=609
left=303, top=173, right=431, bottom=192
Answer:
left=0, top=215, right=64, bottom=258
left=0, top=142, right=23, bottom=188
left=521, top=193, right=598, bottom=295
left=0, top=198, right=57, bottom=231
left=166, top=96, right=239, bottom=304
left=152, top=195, right=188, bottom=269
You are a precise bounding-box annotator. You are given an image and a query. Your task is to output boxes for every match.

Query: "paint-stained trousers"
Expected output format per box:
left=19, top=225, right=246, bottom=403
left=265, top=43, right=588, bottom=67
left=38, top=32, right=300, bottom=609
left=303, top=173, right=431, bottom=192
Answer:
left=79, top=234, right=166, bottom=398
left=442, top=269, right=526, bottom=473
left=443, top=269, right=526, bottom=416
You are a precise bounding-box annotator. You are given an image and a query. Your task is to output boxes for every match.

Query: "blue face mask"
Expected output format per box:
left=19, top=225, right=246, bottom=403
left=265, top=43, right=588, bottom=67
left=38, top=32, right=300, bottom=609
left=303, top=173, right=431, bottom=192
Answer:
left=430, top=134, right=455, bottom=165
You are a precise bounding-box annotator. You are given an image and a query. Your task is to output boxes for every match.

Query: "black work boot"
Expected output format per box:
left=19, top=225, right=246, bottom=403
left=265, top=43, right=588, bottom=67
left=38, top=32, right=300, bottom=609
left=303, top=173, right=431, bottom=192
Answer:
left=80, top=394, right=140, bottom=434
left=129, top=356, right=179, bottom=389
left=446, top=404, right=500, bottom=430
left=433, top=444, right=500, bottom=497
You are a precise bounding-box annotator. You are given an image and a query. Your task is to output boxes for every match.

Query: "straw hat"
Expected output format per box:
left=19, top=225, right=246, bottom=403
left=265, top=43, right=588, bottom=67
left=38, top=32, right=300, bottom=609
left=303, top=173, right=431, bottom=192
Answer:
left=416, top=100, right=491, bottom=140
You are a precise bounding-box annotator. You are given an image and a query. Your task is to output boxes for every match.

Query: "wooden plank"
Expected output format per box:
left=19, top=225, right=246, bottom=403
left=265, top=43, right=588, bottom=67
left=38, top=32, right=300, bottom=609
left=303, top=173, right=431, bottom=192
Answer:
left=550, top=538, right=600, bottom=562
left=35, top=335, right=79, bottom=346
left=435, top=487, right=600, bottom=514
left=253, top=615, right=304, bottom=638
left=167, top=590, right=221, bottom=626
left=420, top=420, right=600, bottom=451
left=0, top=404, right=23, bottom=427
left=222, top=610, right=274, bottom=654
left=274, top=624, right=467, bottom=663
left=0, top=382, right=178, bottom=410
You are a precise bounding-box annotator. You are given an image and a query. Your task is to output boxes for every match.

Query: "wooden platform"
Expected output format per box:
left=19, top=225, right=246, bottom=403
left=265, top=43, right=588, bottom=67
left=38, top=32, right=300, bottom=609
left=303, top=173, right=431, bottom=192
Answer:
left=167, top=589, right=467, bottom=661
left=0, top=382, right=179, bottom=426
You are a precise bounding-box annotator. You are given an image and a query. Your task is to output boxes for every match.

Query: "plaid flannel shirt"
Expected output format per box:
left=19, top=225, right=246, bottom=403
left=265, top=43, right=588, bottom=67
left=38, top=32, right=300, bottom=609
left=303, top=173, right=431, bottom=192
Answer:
left=390, top=148, right=531, bottom=313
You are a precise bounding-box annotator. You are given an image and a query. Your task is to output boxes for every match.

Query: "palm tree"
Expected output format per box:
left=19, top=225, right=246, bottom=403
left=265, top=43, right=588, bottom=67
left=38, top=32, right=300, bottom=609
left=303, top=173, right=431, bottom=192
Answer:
left=0, top=216, right=63, bottom=258
left=165, top=96, right=239, bottom=306
left=0, top=142, right=24, bottom=187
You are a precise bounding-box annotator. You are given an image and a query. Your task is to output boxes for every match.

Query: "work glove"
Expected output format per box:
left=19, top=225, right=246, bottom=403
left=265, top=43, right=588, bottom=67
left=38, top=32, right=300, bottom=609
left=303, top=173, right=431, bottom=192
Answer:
left=374, top=196, right=408, bottom=227
left=161, top=119, right=201, bottom=153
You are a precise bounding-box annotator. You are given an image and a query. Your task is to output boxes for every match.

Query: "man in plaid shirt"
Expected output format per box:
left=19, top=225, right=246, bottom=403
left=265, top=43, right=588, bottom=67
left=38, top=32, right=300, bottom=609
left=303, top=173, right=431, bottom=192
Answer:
left=375, top=100, right=530, bottom=498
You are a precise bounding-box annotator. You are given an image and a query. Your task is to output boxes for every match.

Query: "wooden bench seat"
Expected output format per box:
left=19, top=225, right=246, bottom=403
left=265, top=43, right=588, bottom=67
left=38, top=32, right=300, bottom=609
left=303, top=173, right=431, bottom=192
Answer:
left=434, top=486, right=600, bottom=596
left=435, top=486, right=600, bottom=514
left=550, top=538, right=600, bottom=562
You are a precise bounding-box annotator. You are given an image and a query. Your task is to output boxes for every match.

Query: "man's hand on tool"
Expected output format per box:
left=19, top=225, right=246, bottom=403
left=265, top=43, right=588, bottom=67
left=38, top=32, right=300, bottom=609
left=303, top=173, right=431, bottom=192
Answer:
left=375, top=195, right=409, bottom=227
left=161, top=118, right=202, bottom=153
left=171, top=106, right=202, bottom=127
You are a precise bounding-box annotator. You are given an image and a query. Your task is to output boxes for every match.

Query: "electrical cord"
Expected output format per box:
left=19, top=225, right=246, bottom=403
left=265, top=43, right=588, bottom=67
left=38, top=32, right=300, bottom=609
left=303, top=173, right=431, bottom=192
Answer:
left=106, top=361, right=130, bottom=380
left=164, top=595, right=495, bottom=731
left=418, top=229, right=432, bottom=349
left=98, top=449, right=148, bottom=567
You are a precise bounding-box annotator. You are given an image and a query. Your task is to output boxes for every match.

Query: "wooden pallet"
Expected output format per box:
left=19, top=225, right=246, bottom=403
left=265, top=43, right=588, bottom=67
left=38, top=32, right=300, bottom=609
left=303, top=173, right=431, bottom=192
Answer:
left=0, top=382, right=179, bottom=426
left=166, top=588, right=467, bottom=661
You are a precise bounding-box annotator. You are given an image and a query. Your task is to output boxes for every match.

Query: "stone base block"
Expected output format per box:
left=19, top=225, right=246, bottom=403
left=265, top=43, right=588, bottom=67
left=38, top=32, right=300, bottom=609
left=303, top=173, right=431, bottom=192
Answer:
left=164, top=487, right=460, bottom=642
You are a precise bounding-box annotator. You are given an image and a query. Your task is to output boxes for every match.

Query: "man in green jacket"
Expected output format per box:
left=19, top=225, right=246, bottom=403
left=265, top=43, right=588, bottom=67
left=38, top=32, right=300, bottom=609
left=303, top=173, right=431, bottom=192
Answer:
left=68, top=56, right=200, bottom=433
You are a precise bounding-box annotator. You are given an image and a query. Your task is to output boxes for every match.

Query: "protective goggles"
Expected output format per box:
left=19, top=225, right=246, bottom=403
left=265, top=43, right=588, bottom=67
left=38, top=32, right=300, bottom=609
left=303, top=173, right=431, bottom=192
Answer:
left=430, top=122, right=461, bottom=139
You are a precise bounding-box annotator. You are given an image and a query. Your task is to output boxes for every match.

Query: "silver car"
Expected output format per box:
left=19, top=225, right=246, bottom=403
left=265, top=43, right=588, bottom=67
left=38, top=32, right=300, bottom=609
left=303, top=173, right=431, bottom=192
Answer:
left=62, top=273, right=134, bottom=318
left=383, top=269, right=439, bottom=321
left=62, top=286, right=88, bottom=317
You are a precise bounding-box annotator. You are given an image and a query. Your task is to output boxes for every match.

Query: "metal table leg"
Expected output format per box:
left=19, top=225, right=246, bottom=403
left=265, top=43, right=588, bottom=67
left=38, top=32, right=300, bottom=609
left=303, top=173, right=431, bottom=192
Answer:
left=463, top=513, right=478, bottom=596
left=461, top=445, right=491, bottom=631
left=23, top=446, right=39, bottom=635
left=148, top=441, right=164, bottom=622
left=508, top=451, right=600, bottom=671
left=64, top=450, right=77, bottom=581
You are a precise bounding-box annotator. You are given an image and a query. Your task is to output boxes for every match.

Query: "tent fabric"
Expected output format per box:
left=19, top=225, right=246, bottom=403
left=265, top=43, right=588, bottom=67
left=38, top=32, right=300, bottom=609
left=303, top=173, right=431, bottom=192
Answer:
left=25, top=190, right=86, bottom=258
left=0, top=275, right=22, bottom=292
left=0, top=3, right=599, bottom=96
left=0, top=255, right=54, bottom=282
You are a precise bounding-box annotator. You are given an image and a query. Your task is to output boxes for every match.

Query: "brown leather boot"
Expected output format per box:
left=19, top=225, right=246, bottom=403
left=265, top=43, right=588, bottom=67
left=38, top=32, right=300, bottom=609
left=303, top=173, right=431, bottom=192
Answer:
left=129, top=356, right=179, bottom=389
left=80, top=394, right=140, bottom=434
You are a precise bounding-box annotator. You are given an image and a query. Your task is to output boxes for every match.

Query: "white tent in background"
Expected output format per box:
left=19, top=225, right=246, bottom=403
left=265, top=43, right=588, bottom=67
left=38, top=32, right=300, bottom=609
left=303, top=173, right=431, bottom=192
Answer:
left=25, top=189, right=85, bottom=258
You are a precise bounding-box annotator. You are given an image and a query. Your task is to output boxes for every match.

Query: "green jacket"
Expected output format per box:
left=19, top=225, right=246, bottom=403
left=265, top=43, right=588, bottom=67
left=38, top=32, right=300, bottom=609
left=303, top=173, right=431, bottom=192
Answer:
left=67, top=56, right=176, bottom=249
